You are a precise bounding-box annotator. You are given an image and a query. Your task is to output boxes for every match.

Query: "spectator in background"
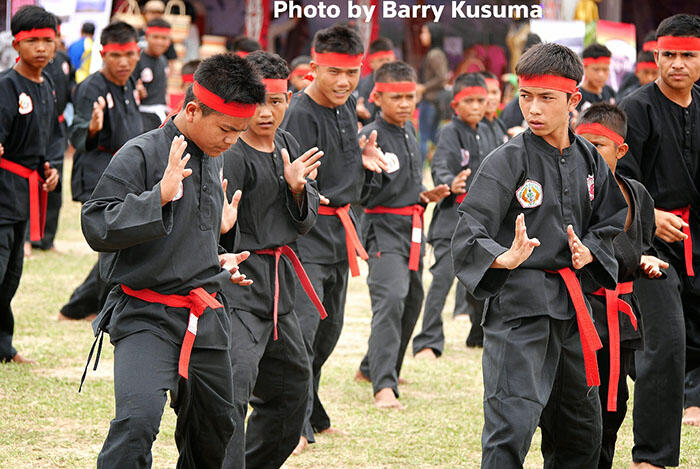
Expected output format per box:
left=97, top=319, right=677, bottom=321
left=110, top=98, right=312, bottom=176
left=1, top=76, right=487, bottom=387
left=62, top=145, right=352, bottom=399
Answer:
left=138, top=0, right=178, bottom=63
left=230, top=36, right=262, bottom=57
left=356, top=37, right=396, bottom=126
left=289, top=55, right=311, bottom=92
left=67, top=21, right=94, bottom=83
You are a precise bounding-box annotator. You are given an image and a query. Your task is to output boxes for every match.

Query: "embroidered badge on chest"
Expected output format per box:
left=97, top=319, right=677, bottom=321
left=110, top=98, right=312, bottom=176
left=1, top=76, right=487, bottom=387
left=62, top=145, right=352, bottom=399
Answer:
left=18, top=92, right=33, bottom=115
left=140, top=67, right=153, bottom=83
left=515, top=179, right=543, bottom=208
left=62, top=61, right=70, bottom=75
left=106, top=92, right=114, bottom=109
left=460, top=148, right=470, bottom=166
left=587, top=174, right=595, bottom=201
left=384, top=152, right=400, bottom=173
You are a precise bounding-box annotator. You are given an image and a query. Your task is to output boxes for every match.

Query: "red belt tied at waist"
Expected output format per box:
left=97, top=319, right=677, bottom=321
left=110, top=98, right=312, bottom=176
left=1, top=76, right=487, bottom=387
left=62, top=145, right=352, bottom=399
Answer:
left=591, top=281, right=636, bottom=412
left=0, top=158, right=47, bottom=242
left=120, top=284, right=223, bottom=380
left=318, top=204, right=368, bottom=277
left=547, top=267, right=603, bottom=387
left=364, top=204, right=425, bottom=271
left=455, top=192, right=467, bottom=204
left=663, top=206, right=694, bottom=277
left=255, top=245, right=327, bottom=340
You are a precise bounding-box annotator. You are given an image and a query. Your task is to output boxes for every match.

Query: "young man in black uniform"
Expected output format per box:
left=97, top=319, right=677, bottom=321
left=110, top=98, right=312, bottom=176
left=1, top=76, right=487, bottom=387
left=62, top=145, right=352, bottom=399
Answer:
left=282, top=24, right=389, bottom=453
left=134, top=18, right=171, bottom=131
left=80, top=53, right=264, bottom=468
left=0, top=5, right=60, bottom=364
left=355, top=61, right=449, bottom=409
left=219, top=51, right=325, bottom=469
left=577, top=43, right=616, bottom=114
left=478, top=70, right=509, bottom=151
left=575, top=103, right=668, bottom=469
left=451, top=43, right=627, bottom=467
left=412, top=73, right=489, bottom=358
left=59, top=22, right=143, bottom=322
left=617, top=13, right=700, bottom=467
left=355, top=37, right=396, bottom=126
left=617, top=50, right=659, bottom=102
left=288, top=56, right=311, bottom=93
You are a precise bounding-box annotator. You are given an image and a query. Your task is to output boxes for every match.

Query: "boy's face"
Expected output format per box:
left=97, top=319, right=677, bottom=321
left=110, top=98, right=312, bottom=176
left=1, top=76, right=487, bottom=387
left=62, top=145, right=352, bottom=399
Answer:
left=289, top=73, right=310, bottom=91
left=311, top=63, right=361, bottom=107
left=579, top=132, right=628, bottom=173
left=248, top=91, right=291, bottom=138
left=146, top=31, right=171, bottom=57
left=454, top=94, right=486, bottom=127
left=655, top=48, right=700, bottom=91
left=374, top=89, right=416, bottom=127
left=485, top=80, right=502, bottom=115
left=635, top=67, right=659, bottom=86
left=519, top=86, right=581, bottom=137
left=102, top=48, right=140, bottom=86
left=13, top=36, right=56, bottom=70
left=583, top=63, right=610, bottom=90
left=185, top=102, right=251, bottom=156
left=369, top=55, right=394, bottom=71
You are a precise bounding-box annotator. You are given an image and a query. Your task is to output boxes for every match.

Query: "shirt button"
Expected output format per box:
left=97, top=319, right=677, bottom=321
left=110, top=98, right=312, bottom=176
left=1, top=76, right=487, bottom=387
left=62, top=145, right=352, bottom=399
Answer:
left=560, top=158, right=565, bottom=164
left=279, top=176, right=284, bottom=181
left=202, top=185, right=208, bottom=192
left=341, top=129, right=345, bottom=133
left=199, top=224, right=206, bottom=230
left=564, top=188, right=569, bottom=195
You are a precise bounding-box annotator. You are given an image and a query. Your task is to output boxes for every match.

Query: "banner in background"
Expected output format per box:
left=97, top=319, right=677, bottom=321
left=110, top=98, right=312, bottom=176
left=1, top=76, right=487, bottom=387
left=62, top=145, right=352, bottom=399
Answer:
left=595, top=19, right=636, bottom=91
left=530, top=19, right=586, bottom=56
left=245, top=0, right=270, bottom=49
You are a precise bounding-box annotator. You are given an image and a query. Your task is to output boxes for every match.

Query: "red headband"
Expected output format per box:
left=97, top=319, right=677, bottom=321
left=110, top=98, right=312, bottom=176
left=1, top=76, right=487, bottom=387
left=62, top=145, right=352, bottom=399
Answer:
left=484, top=78, right=500, bottom=88
left=575, top=123, right=624, bottom=146
left=146, top=26, right=171, bottom=35
left=451, top=86, right=487, bottom=106
left=311, top=48, right=363, bottom=68
left=235, top=51, right=249, bottom=58
left=193, top=80, right=256, bottom=118
left=643, top=40, right=657, bottom=52
left=518, top=74, right=579, bottom=94
left=368, top=81, right=417, bottom=102
left=290, top=65, right=311, bottom=78
left=636, top=61, right=657, bottom=71
left=101, top=42, right=139, bottom=54
left=14, top=28, right=56, bottom=42
left=181, top=73, right=194, bottom=83
left=366, top=50, right=395, bottom=62
left=657, top=35, right=700, bottom=51
left=582, top=56, right=611, bottom=66
left=263, top=78, right=288, bottom=94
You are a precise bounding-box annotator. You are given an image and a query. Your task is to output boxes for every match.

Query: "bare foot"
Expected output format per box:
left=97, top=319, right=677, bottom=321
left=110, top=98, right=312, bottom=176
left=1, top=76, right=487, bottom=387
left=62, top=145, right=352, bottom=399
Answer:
left=11, top=352, right=36, bottom=364
left=414, top=348, right=437, bottom=359
left=57, top=312, right=97, bottom=321
left=629, top=462, right=663, bottom=469
left=319, top=427, right=347, bottom=436
left=683, top=406, right=700, bottom=427
left=292, top=436, right=308, bottom=455
left=374, top=388, right=405, bottom=410
left=23, top=242, right=32, bottom=258
left=453, top=314, right=470, bottom=322
left=398, top=377, right=410, bottom=385
left=354, top=369, right=370, bottom=383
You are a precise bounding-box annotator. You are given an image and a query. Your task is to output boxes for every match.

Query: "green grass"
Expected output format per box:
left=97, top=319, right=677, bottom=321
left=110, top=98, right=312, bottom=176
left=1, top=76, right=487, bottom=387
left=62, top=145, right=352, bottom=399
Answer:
left=1, top=164, right=699, bottom=468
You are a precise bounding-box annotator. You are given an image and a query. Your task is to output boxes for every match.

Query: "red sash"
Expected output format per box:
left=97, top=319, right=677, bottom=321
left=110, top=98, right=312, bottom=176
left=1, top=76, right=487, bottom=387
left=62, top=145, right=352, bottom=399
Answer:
left=255, top=245, right=327, bottom=340
left=591, top=281, right=636, bottom=412
left=662, top=206, right=694, bottom=276
left=364, top=204, right=425, bottom=271
left=0, top=159, right=47, bottom=242
left=455, top=192, right=467, bottom=204
left=120, top=284, right=223, bottom=380
left=318, top=204, right=368, bottom=277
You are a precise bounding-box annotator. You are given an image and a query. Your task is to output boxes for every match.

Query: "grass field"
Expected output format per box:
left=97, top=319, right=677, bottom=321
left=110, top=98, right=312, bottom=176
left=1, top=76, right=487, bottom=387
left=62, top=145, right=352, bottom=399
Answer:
left=1, top=163, right=699, bottom=468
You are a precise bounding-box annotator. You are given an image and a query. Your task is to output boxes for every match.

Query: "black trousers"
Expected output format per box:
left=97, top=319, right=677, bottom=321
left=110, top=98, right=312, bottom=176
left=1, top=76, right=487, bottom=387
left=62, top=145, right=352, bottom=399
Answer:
left=295, top=260, right=348, bottom=442
left=358, top=252, right=424, bottom=396
left=60, top=260, right=110, bottom=319
left=481, top=310, right=602, bottom=469
left=223, top=309, right=310, bottom=469
left=0, top=221, right=27, bottom=361
left=97, top=331, right=235, bottom=469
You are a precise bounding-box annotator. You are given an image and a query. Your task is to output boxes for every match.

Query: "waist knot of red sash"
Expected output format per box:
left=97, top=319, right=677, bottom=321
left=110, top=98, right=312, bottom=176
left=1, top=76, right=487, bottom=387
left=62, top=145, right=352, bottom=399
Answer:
left=120, top=284, right=223, bottom=379
left=364, top=204, right=425, bottom=271
left=318, top=204, right=368, bottom=276
left=0, top=159, right=47, bottom=241
left=661, top=206, right=693, bottom=277
left=255, top=245, right=327, bottom=340
left=455, top=192, right=467, bottom=205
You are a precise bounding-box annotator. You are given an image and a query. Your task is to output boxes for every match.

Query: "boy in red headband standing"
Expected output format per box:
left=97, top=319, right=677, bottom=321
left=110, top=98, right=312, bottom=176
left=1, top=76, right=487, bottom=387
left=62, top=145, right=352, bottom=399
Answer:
left=133, top=18, right=172, bottom=131
left=578, top=43, right=616, bottom=113
left=220, top=51, right=325, bottom=469
left=0, top=5, right=60, bottom=363
left=356, top=37, right=396, bottom=126
left=451, top=43, right=627, bottom=466
left=81, top=53, right=265, bottom=468
left=618, top=50, right=659, bottom=102
left=617, top=13, right=700, bottom=467
left=282, top=23, right=389, bottom=453
left=59, top=22, right=144, bottom=322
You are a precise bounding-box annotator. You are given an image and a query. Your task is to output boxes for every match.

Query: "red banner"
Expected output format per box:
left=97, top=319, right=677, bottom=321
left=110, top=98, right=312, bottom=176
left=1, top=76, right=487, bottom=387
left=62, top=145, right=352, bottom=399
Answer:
left=245, top=0, right=270, bottom=49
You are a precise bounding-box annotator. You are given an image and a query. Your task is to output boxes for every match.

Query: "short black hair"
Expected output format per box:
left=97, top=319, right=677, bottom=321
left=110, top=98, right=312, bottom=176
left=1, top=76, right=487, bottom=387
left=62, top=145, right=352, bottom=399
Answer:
left=232, top=36, right=262, bottom=53
left=313, top=24, right=364, bottom=55
left=81, top=21, right=95, bottom=35
left=245, top=50, right=290, bottom=80
left=516, top=43, right=584, bottom=84
left=290, top=55, right=310, bottom=70
left=582, top=43, right=612, bottom=59
left=657, top=14, right=700, bottom=39
left=425, top=23, right=444, bottom=49
left=643, top=30, right=657, bottom=43
left=479, top=70, right=498, bottom=81
left=181, top=59, right=200, bottom=76
left=368, top=37, right=394, bottom=54
left=146, top=18, right=171, bottom=30
left=11, top=5, right=57, bottom=36
left=637, top=50, right=655, bottom=63
left=578, top=102, right=627, bottom=141
left=101, top=21, right=138, bottom=45
left=523, top=33, right=542, bottom=53
left=185, top=53, right=266, bottom=115
left=453, top=73, right=487, bottom=97
left=374, top=61, right=416, bottom=83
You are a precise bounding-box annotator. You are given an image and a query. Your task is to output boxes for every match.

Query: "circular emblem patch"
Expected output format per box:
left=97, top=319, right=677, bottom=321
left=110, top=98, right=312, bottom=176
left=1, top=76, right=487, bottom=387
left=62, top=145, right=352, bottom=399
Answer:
left=515, top=179, right=543, bottom=208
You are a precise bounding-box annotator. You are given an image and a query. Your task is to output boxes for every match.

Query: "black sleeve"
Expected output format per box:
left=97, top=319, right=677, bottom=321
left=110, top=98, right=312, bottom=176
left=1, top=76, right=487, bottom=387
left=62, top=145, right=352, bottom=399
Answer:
left=500, top=97, right=523, bottom=129
left=617, top=96, right=651, bottom=182
left=282, top=133, right=320, bottom=234
left=69, top=80, right=100, bottom=153
left=282, top=104, right=320, bottom=154
left=0, top=79, right=17, bottom=151
left=431, top=126, right=461, bottom=187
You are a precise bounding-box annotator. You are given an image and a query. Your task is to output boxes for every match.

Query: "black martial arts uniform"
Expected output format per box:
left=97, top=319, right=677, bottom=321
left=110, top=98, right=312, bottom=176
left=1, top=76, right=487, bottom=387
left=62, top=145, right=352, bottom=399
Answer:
left=82, top=119, right=234, bottom=469
left=0, top=68, right=55, bottom=361
left=479, top=116, right=508, bottom=153
left=617, top=82, right=700, bottom=467
left=412, top=116, right=486, bottom=356
left=62, top=71, right=143, bottom=320
left=577, top=85, right=616, bottom=113
left=500, top=96, right=525, bottom=129
left=357, top=115, right=425, bottom=396
left=617, top=73, right=640, bottom=103
left=355, top=73, right=379, bottom=126
left=581, top=174, right=655, bottom=469
left=219, top=129, right=321, bottom=469
left=282, top=90, right=366, bottom=442
left=133, top=51, right=169, bottom=131
left=452, top=128, right=626, bottom=468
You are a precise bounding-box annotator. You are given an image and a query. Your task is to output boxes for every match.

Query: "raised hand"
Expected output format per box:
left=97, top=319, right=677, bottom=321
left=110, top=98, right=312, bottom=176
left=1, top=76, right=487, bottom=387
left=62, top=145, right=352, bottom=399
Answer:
left=136, top=78, right=148, bottom=100
left=0, top=143, right=4, bottom=157
left=450, top=169, right=471, bottom=194
left=419, top=184, right=450, bottom=203
left=42, top=162, right=59, bottom=192
left=356, top=96, right=371, bottom=120
left=654, top=209, right=688, bottom=243
left=318, top=194, right=330, bottom=205
left=283, top=147, right=324, bottom=194
left=359, top=130, right=390, bottom=173
left=640, top=255, right=669, bottom=279
left=219, top=251, right=254, bottom=286
left=88, top=96, right=107, bottom=137
left=160, top=135, right=192, bottom=206
left=491, top=213, right=540, bottom=269
left=567, top=225, right=593, bottom=269
left=220, top=179, right=241, bottom=234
